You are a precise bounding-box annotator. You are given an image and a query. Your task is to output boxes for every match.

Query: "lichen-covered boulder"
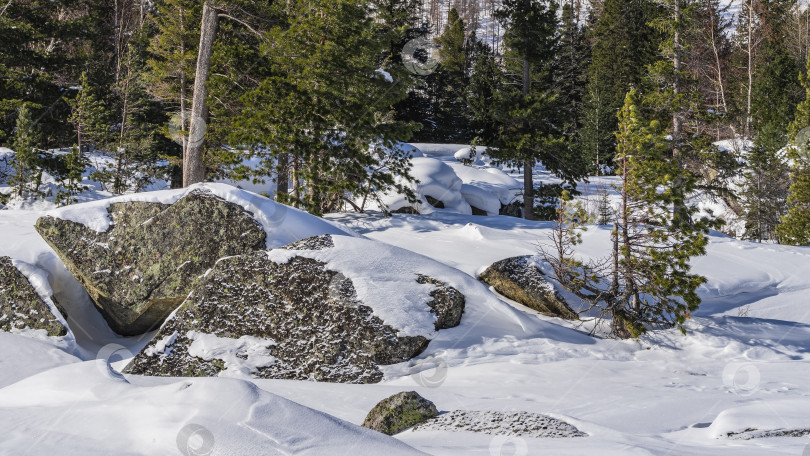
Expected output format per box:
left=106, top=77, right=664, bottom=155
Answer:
left=362, top=392, right=439, bottom=435
left=0, top=257, right=68, bottom=337
left=125, top=234, right=465, bottom=383
left=479, top=256, right=577, bottom=320
left=34, top=190, right=266, bottom=335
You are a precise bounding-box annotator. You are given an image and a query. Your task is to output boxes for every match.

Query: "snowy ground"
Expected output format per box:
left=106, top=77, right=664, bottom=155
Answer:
left=2, top=145, right=810, bottom=455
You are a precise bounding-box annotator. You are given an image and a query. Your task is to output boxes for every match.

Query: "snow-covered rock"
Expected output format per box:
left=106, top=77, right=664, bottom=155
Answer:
left=34, top=184, right=348, bottom=335
left=0, top=256, right=70, bottom=338
left=383, top=157, right=472, bottom=215
left=125, top=234, right=465, bottom=383
left=479, top=256, right=577, bottom=319
left=412, top=410, right=587, bottom=438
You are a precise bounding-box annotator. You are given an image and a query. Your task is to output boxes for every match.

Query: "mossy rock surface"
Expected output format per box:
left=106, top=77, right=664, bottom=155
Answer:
left=125, top=252, right=421, bottom=382
left=0, top=256, right=67, bottom=337
left=362, top=391, right=439, bottom=435
left=479, top=256, right=577, bottom=319
left=34, top=190, right=266, bottom=335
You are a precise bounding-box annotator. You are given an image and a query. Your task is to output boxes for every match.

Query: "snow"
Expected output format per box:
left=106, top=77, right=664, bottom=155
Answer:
left=0, top=361, right=424, bottom=455
left=376, top=68, right=394, bottom=83
left=9, top=258, right=74, bottom=344
left=186, top=331, right=277, bottom=378
left=1, top=165, right=810, bottom=454
left=43, top=182, right=350, bottom=249
left=378, top=157, right=473, bottom=215
left=268, top=234, right=537, bottom=339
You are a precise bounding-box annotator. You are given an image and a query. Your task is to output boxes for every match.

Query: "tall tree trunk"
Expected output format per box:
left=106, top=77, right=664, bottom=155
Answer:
left=745, top=0, right=753, bottom=138
left=522, top=54, right=535, bottom=221
left=179, top=7, right=188, bottom=171
left=276, top=152, right=289, bottom=199
left=184, top=1, right=219, bottom=187
left=672, top=0, right=688, bottom=225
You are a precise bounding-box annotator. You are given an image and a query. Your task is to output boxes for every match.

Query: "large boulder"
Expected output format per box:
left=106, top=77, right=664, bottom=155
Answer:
left=0, top=256, right=68, bottom=337
left=479, top=256, right=577, bottom=320
left=34, top=190, right=266, bottom=335
left=124, top=234, right=465, bottom=383
left=362, top=392, right=439, bottom=435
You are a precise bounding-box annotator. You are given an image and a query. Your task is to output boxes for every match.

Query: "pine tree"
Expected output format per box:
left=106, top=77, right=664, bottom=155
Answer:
left=611, top=90, right=710, bottom=337
left=69, top=72, right=110, bottom=153
left=490, top=0, right=584, bottom=220
left=778, top=54, right=810, bottom=245
left=743, top=39, right=800, bottom=241
left=10, top=104, right=41, bottom=197
left=234, top=0, right=416, bottom=215
left=579, top=0, right=662, bottom=167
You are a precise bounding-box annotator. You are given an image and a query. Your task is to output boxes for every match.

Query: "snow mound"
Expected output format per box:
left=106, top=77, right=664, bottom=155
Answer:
left=41, top=182, right=350, bottom=249
left=408, top=143, right=471, bottom=158
left=708, top=400, right=810, bottom=439
left=369, top=141, right=424, bottom=158
left=0, top=332, right=79, bottom=388
left=446, top=163, right=521, bottom=206
left=714, top=138, right=753, bottom=155
left=0, top=361, right=425, bottom=455
left=379, top=157, right=472, bottom=215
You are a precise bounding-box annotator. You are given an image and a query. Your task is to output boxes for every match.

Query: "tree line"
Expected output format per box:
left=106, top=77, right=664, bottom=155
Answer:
left=0, top=0, right=808, bottom=244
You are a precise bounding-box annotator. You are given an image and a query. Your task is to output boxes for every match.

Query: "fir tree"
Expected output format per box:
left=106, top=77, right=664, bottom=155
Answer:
left=777, top=161, right=810, bottom=245
left=557, top=1, right=588, bottom=136
left=146, top=0, right=202, bottom=171
left=69, top=72, right=110, bottom=153
left=55, top=146, right=89, bottom=206
left=428, top=8, right=472, bottom=141
left=466, top=41, right=503, bottom=142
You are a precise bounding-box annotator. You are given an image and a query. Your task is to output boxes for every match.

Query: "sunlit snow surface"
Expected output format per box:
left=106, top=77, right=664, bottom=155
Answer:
left=1, top=160, right=810, bottom=453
